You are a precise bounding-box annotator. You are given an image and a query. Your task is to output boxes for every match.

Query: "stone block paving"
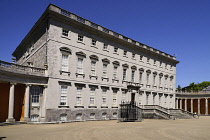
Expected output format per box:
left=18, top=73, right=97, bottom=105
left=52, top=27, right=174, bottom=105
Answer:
left=1, top=116, right=210, bottom=140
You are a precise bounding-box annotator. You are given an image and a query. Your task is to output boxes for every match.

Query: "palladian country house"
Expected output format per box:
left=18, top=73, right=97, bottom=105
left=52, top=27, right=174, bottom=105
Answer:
left=0, top=4, right=209, bottom=123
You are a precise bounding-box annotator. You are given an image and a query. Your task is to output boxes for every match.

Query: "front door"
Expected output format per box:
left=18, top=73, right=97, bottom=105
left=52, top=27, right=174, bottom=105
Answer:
left=131, top=93, right=135, bottom=104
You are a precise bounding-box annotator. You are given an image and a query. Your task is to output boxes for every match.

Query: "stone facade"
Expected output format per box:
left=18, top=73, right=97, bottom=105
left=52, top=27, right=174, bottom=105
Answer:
left=1, top=4, right=179, bottom=123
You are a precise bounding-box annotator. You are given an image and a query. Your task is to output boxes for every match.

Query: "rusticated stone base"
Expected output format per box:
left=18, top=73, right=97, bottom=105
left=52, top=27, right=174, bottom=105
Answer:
left=46, top=108, right=119, bottom=122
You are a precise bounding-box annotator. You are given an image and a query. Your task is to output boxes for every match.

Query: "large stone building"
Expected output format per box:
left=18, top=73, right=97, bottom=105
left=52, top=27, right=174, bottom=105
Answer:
left=0, top=4, right=180, bottom=123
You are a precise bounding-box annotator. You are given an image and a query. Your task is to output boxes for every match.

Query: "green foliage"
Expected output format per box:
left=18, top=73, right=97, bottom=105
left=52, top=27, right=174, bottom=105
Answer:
left=180, top=81, right=210, bottom=92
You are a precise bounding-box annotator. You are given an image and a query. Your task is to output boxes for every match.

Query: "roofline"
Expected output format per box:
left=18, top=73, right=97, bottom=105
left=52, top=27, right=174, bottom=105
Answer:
left=12, top=4, right=179, bottom=64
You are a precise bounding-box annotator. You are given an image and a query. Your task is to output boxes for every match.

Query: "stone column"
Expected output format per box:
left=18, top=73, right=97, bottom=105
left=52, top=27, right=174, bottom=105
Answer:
left=6, top=83, right=16, bottom=122
left=191, top=99, right=193, bottom=113
left=185, top=98, right=187, bottom=111
left=23, top=84, right=30, bottom=122
left=198, top=98, right=200, bottom=115
left=205, top=98, right=208, bottom=115
left=176, top=98, right=179, bottom=109
left=180, top=98, right=182, bottom=109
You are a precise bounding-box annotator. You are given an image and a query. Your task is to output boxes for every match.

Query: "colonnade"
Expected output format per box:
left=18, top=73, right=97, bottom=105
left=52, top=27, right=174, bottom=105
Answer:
left=6, top=83, right=30, bottom=122
left=5, top=83, right=46, bottom=122
left=176, top=98, right=209, bottom=115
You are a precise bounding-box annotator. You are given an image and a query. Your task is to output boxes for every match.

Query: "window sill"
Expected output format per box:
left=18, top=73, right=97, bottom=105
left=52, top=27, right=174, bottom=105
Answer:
left=112, top=78, right=119, bottom=83
left=58, top=105, right=69, bottom=108
left=122, top=80, right=128, bottom=84
left=146, top=84, right=151, bottom=88
left=61, top=35, right=71, bottom=40
left=91, top=45, right=98, bottom=49
left=113, top=52, right=119, bottom=55
left=74, top=105, right=84, bottom=108
left=123, top=55, right=128, bottom=58
left=112, top=106, right=118, bottom=108
left=102, top=77, right=109, bottom=82
left=60, top=70, right=71, bottom=75
left=140, top=60, right=144, bottom=63
left=132, top=58, right=136, bottom=60
left=101, top=105, right=108, bottom=108
left=103, top=49, right=109, bottom=52
left=31, top=103, right=39, bottom=107
left=77, top=41, right=85, bottom=45
left=76, top=73, right=85, bottom=78
left=89, top=75, right=98, bottom=80
left=88, top=105, right=97, bottom=108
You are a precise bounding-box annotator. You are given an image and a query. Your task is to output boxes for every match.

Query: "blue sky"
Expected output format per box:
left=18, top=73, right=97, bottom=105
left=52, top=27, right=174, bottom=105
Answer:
left=0, top=0, right=210, bottom=87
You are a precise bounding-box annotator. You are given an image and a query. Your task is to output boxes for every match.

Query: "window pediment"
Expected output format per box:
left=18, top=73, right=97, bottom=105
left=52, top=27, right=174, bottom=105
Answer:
left=146, top=69, right=151, bottom=74
left=164, top=74, right=169, bottom=78
left=122, top=63, right=129, bottom=68
left=159, top=73, right=163, bottom=77
left=113, top=61, right=120, bottom=66
left=153, top=71, right=157, bottom=75
left=60, top=47, right=71, bottom=54
left=76, top=51, right=86, bottom=58
left=89, top=55, right=99, bottom=61
left=131, top=66, right=137, bottom=70
left=139, top=68, right=144, bottom=72
left=102, top=58, right=110, bottom=64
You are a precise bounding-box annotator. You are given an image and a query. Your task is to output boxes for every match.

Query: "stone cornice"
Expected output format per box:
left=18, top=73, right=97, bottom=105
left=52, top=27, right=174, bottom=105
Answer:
left=12, top=4, right=179, bottom=65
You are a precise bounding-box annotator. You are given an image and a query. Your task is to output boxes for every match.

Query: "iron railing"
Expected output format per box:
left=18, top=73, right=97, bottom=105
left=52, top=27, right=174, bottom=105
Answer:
left=119, top=101, right=142, bottom=122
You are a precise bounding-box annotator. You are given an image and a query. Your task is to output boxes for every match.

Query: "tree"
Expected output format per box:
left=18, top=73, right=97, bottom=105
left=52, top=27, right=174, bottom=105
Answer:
left=177, top=85, right=182, bottom=92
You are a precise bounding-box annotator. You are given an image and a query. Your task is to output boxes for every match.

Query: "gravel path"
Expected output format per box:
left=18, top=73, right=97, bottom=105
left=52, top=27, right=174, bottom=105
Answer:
left=1, top=116, right=210, bottom=140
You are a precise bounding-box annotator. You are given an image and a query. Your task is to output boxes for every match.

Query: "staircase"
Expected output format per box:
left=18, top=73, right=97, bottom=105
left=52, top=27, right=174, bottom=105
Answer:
left=141, top=105, right=197, bottom=120
left=168, top=109, right=196, bottom=119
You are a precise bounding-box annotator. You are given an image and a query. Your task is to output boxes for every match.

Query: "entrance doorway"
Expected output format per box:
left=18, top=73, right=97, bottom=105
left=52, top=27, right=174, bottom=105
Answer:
left=131, top=93, right=135, bottom=104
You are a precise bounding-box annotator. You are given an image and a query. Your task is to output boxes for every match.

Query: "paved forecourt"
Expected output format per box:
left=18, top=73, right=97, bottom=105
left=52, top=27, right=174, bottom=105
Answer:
left=1, top=116, right=210, bottom=140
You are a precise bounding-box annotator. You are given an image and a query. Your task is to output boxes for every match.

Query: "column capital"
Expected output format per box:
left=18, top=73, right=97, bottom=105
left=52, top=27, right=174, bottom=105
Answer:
left=25, top=84, right=32, bottom=87
left=10, top=82, right=16, bottom=85
left=205, top=98, right=208, bottom=100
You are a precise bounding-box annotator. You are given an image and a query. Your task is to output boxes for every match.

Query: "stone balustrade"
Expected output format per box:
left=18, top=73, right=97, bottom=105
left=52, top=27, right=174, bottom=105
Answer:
left=0, top=60, right=46, bottom=76
left=176, top=91, right=210, bottom=94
